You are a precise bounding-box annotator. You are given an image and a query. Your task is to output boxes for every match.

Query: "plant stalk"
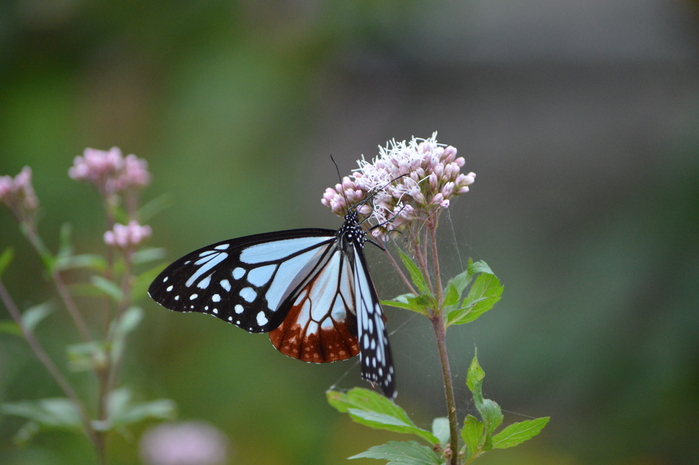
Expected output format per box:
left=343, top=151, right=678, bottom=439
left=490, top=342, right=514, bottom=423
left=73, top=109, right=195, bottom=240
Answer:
left=431, top=312, right=459, bottom=465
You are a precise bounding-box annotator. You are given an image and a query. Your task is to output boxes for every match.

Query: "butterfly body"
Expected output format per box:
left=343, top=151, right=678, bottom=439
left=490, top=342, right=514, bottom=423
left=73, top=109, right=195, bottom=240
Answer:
left=148, top=210, right=396, bottom=398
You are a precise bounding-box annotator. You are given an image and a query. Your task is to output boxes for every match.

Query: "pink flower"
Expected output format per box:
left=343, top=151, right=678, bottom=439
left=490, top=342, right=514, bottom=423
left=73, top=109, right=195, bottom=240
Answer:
left=69, top=147, right=151, bottom=195
left=104, top=221, right=152, bottom=249
left=0, top=166, right=39, bottom=223
left=140, top=421, right=229, bottom=465
left=321, top=133, right=476, bottom=240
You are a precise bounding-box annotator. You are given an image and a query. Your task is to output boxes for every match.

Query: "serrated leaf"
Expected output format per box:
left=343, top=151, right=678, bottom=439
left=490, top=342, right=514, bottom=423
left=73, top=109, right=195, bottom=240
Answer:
left=492, top=417, right=550, bottom=449
left=0, top=398, right=83, bottom=431
left=0, top=321, right=22, bottom=336
left=480, top=399, right=503, bottom=435
left=466, top=353, right=503, bottom=437
left=461, top=414, right=484, bottom=458
left=22, top=302, right=54, bottom=333
left=132, top=247, right=166, bottom=265
left=106, top=387, right=176, bottom=429
left=350, top=441, right=444, bottom=464
left=327, top=388, right=439, bottom=444
left=431, top=417, right=450, bottom=447
left=397, top=249, right=432, bottom=296
left=0, top=247, right=14, bottom=277
left=90, top=276, right=123, bottom=302
left=446, top=272, right=503, bottom=326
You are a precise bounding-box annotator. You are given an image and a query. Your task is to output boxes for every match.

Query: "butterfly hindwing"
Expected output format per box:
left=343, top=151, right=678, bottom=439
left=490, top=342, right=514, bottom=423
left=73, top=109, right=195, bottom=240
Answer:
left=148, top=229, right=336, bottom=333
left=270, top=244, right=360, bottom=363
left=353, top=245, right=396, bottom=399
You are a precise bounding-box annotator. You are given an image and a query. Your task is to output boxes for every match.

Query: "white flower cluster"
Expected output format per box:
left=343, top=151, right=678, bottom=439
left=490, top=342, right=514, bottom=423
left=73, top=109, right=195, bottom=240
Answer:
left=322, top=133, right=476, bottom=239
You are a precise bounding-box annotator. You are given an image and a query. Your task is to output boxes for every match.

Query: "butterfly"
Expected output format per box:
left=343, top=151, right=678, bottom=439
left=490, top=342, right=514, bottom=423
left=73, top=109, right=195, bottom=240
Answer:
left=148, top=208, right=396, bottom=398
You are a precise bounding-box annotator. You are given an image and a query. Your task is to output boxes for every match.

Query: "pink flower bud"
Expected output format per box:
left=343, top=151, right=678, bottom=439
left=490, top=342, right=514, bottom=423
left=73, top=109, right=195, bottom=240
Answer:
left=104, top=221, right=152, bottom=250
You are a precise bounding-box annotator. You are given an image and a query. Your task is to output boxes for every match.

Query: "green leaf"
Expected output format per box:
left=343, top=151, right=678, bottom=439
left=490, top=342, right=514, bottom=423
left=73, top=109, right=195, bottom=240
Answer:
left=56, top=223, right=74, bottom=263
left=105, top=387, right=176, bottom=430
left=466, top=353, right=503, bottom=436
left=22, top=302, right=54, bottom=333
left=431, top=417, right=450, bottom=447
left=461, top=415, right=485, bottom=458
left=54, top=254, right=106, bottom=272
left=109, top=307, right=143, bottom=364
left=13, top=421, right=41, bottom=446
left=0, top=247, right=14, bottom=277
left=442, top=282, right=461, bottom=308
left=0, top=398, right=83, bottom=431
left=138, top=193, right=174, bottom=223
left=442, top=258, right=475, bottom=308
left=492, top=417, right=550, bottom=449
left=446, top=272, right=503, bottom=326
left=382, top=293, right=431, bottom=316
left=90, top=276, right=123, bottom=302
left=350, top=441, right=444, bottom=464
left=327, top=388, right=439, bottom=444
left=480, top=399, right=503, bottom=435
left=0, top=321, right=22, bottom=336
left=397, top=249, right=432, bottom=296
left=67, top=341, right=108, bottom=372
left=132, top=247, right=166, bottom=265
left=132, top=265, right=166, bottom=301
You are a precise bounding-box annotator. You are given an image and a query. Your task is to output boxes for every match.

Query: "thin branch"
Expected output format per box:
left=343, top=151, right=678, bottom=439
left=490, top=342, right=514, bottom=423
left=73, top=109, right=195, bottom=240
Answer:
left=0, top=278, right=97, bottom=445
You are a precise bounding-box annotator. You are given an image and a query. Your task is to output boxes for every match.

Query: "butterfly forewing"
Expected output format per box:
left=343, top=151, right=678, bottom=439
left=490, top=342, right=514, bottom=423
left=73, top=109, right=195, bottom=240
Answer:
left=148, top=229, right=336, bottom=333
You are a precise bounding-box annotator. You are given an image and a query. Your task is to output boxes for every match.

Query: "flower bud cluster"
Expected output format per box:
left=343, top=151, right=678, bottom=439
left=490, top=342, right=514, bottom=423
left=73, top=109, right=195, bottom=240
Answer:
left=0, top=166, right=40, bottom=223
left=104, top=221, right=152, bottom=250
left=321, top=133, right=476, bottom=239
left=69, top=147, right=151, bottom=196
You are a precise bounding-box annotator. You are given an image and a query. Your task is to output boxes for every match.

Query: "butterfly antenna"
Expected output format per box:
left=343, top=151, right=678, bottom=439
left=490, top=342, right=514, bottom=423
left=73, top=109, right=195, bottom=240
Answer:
left=330, top=153, right=343, bottom=185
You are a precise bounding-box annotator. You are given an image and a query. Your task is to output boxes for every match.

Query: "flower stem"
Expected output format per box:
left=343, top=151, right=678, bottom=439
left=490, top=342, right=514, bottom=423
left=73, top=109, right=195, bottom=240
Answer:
left=0, top=278, right=98, bottom=447
left=431, top=311, right=459, bottom=465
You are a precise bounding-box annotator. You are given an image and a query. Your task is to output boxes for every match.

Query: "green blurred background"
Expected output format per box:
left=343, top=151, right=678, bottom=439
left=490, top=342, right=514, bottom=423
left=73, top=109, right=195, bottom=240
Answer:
left=2, top=1, right=699, bottom=464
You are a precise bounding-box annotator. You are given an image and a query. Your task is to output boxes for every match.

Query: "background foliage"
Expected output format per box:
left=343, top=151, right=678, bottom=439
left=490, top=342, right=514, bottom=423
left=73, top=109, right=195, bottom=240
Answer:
left=1, top=1, right=698, bottom=464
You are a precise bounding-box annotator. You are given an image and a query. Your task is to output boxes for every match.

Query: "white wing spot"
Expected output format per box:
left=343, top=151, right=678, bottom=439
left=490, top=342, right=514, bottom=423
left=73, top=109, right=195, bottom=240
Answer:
left=247, top=265, right=276, bottom=287
left=162, top=276, right=168, bottom=283
left=215, top=244, right=230, bottom=250
left=256, top=311, right=268, bottom=326
left=219, top=279, right=231, bottom=291
left=189, top=294, right=198, bottom=300
left=166, top=285, right=173, bottom=292
left=240, top=287, right=257, bottom=303
left=212, top=294, right=221, bottom=302
left=228, top=316, right=233, bottom=321
left=174, top=295, right=180, bottom=301
left=235, top=304, right=244, bottom=314
left=232, top=267, right=245, bottom=280
left=213, top=308, right=219, bottom=314
left=197, top=274, right=212, bottom=289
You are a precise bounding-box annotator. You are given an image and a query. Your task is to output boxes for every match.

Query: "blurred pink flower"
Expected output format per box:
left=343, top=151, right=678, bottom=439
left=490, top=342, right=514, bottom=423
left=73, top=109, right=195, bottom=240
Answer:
left=0, top=166, right=39, bottom=223
left=140, top=421, right=229, bottom=465
left=69, top=147, right=150, bottom=196
left=104, top=221, right=152, bottom=249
